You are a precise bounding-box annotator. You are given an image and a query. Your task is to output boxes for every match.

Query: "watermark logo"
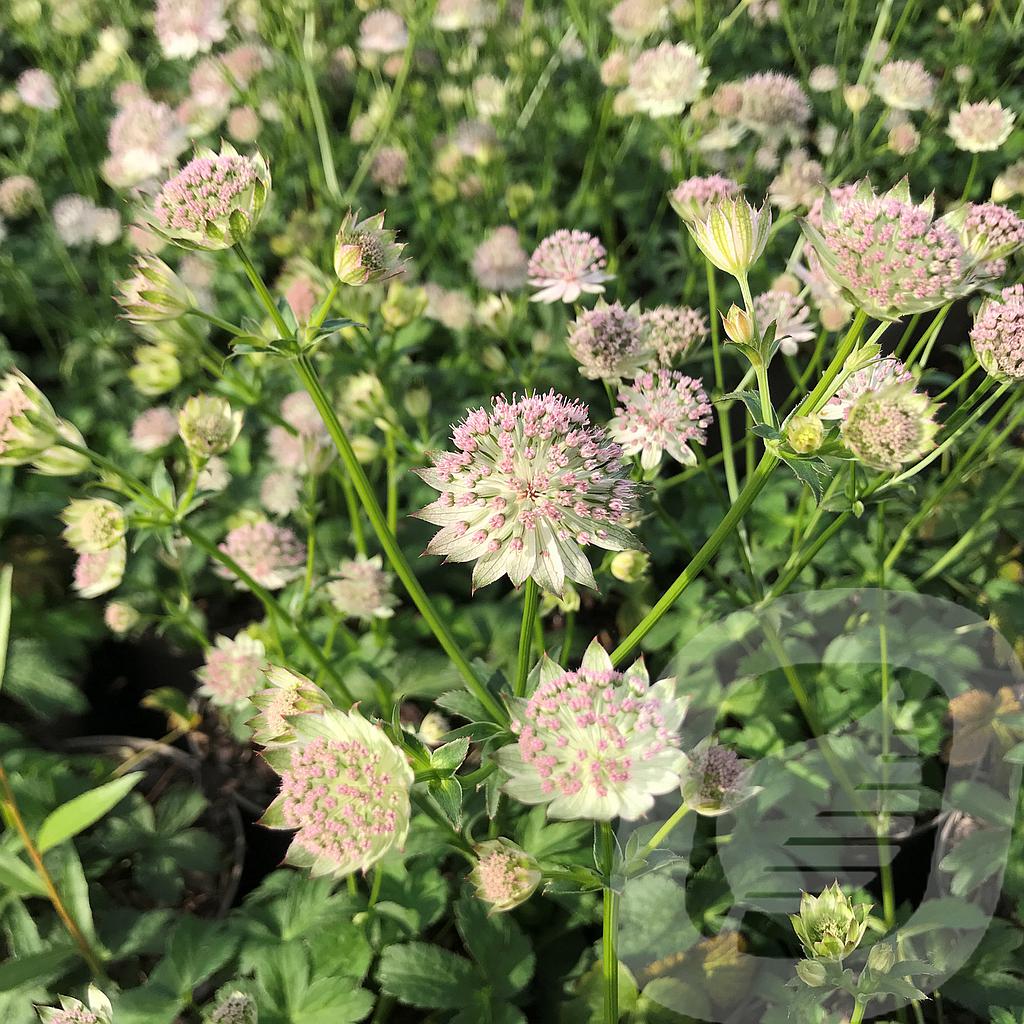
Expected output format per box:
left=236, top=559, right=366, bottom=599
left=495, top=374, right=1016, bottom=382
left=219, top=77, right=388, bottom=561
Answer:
left=616, top=589, right=1021, bottom=1021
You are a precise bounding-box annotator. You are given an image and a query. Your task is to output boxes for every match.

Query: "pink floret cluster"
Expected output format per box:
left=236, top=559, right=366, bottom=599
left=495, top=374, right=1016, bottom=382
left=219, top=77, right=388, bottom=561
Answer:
left=155, top=155, right=257, bottom=233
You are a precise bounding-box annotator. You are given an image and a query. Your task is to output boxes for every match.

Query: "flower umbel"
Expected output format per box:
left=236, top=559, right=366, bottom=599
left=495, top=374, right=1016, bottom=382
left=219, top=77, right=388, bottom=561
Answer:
left=217, top=521, right=305, bottom=590
left=790, top=881, right=871, bottom=962
left=495, top=639, right=688, bottom=820
left=567, top=300, right=650, bottom=381
left=152, top=143, right=270, bottom=250
left=527, top=230, right=612, bottom=304
left=249, top=666, right=333, bottom=746
left=260, top=708, right=414, bottom=877
left=680, top=740, right=760, bottom=816
left=61, top=498, right=126, bottom=554
left=971, top=285, right=1024, bottom=382
left=334, top=209, right=406, bottom=286
left=35, top=986, right=112, bottom=1024
left=414, top=391, right=640, bottom=594
left=841, top=382, right=940, bottom=471
left=470, top=838, right=542, bottom=913
left=197, top=633, right=268, bottom=706
left=326, top=555, right=399, bottom=622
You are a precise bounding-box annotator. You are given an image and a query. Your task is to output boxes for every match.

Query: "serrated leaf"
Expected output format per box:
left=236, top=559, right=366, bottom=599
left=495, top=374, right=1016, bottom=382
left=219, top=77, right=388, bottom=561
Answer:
left=429, top=777, right=464, bottom=828
left=36, top=772, right=145, bottom=853
left=430, top=738, right=470, bottom=773
left=455, top=893, right=534, bottom=998
left=435, top=689, right=491, bottom=723
left=377, top=943, right=477, bottom=1009
left=783, top=456, right=832, bottom=500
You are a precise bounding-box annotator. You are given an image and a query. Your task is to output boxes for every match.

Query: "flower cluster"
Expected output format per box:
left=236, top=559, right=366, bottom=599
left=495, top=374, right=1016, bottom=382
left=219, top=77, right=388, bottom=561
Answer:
left=415, top=391, right=640, bottom=593
left=567, top=300, right=650, bottom=381
left=610, top=370, right=713, bottom=471
left=0, top=371, right=89, bottom=477
left=841, top=382, right=940, bottom=472
left=496, top=641, right=688, bottom=820
left=803, top=179, right=972, bottom=319
left=527, top=230, right=611, bottom=304
left=472, top=226, right=529, bottom=292
left=947, top=99, right=1015, bottom=153
left=874, top=60, right=935, bottom=111
left=668, top=174, right=740, bottom=224
left=754, top=289, right=815, bottom=355
left=627, top=41, right=708, bottom=118
left=155, top=0, right=228, bottom=59
left=260, top=709, right=414, bottom=876
left=217, top=521, right=305, bottom=590
left=470, top=839, right=542, bottom=913
left=820, top=356, right=912, bottom=420
left=327, top=556, right=399, bottom=622
left=971, top=285, right=1024, bottom=381
left=641, top=305, right=708, bottom=365
left=197, top=633, right=268, bottom=706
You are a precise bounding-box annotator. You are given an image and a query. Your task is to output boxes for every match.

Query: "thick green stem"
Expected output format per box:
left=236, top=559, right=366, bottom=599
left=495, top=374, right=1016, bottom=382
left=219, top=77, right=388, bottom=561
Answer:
left=514, top=578, right=540, bottom=698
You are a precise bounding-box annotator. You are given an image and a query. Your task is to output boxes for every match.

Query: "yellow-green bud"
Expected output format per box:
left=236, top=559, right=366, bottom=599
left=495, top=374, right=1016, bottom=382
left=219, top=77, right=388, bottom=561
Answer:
left=380, top=282, right=427, bottom=331
left=178, top=394, right=243, bottom=458
left=129, top=343, right=181, bottom=397
left=790, top=882, right=871, bottom=962
left=866, top=942, right=895, bottom=974
left=610, top=549, right=650, bottom=583
left=687, top=198, right=772, bottom=279
left=403, top=387, right=431, bottom=419
left=844, top=84, right=871, bottom=114
left=795, top=959, right=828, bottom=987
left=722, top=304, right=755, bottom=345
left=61, top=498, right=126, bottom=554
left=786, top=415, right=824, bottom=454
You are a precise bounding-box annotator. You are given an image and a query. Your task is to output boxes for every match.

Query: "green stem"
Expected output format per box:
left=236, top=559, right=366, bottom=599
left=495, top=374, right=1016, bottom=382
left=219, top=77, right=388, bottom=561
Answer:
left=850, top=998, right=866, bottom=1024
left=638, top=803, right=690, bottom=861
left=600, top=821, right=619, bottom=1024
left=298, top=11, right=341, bottom=202
left=236, top=244, right=291, bottom=338
left=514, top=579, right=540, bottom=698
left=960, top=153, right=980, bottom=202
left=187, top=307, right=246, bottom=337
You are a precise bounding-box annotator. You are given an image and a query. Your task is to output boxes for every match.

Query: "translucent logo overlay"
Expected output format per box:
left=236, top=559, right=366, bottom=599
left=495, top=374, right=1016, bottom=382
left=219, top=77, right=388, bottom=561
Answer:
left=615, top=589, right=1022, bottom=1021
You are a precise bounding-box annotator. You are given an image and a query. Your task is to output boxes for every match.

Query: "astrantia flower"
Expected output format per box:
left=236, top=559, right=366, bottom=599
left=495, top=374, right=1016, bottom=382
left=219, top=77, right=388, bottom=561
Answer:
left=424, top=284, right=474, bottom=331
left=17, top=69, right=59, bottom=111
left=610, top=370, right=712, bottom=471
left=178, top=394, right=243, bottom=458
left=808, top=65, right=838, bottom=93
left=198, top=455, right=231, bottom=492
left=61, top=498, right=126, bottom=554
left=495, top=640, right=688, bottom=820
left=153, top=144, right=270, bottom=250
left=567, top=300, right=650, bottom=381
left=216, top=521, right=304, bottom=590
left=334, top=209, right=406, bottom=286
left=249, top=666, right=332, bottom=746
left=0, top=370, right=89, bottom=475
left=260, top=708, right=414, bottom=877
left=472, top=226, right=529, bottom=292
left=971, top=285, right=1024, bottom=381
left=359, top=10, right=408, bottom=54
left=154, top=0, right=228, bottom=59
left=790, top=881, right=871, bottom=962
left=117, top=256, right=194, bottom=326
left=414, top=391, right=640, bottom=593
left=942, top=202, right=1024, bottom=268
left=641, top=305, right=708, bottom=366
left=841, top=382, right=940, bottom=472
left=608, top=0, right=668, bottom=41
left=819, top=356, right=912, bottom=420
left=668, top=174, right=740, bottom=224
left=803, top=178, right=972, bottom=319
left=104, top=601, right=139, bottom=635
left=260, top=469, right=301, bottom=517
left=754, top=289, right=815, bottom=355
left=736, top=72, right=811, bottom=137
left=628, top=42, right=708, bottom=118
left=53, top=195, right=100, bottom=247
left=470, top=838, right=542, bottom=913
left=948, top=100, right=1015, bottom=153
left=687, top=197, right=772, bottom=279
left=327, top=555, right=398, bottom=622
left=0, top=175, right=40, bottom=219
left=874, top=60, right=935, bottom=111
left=103, top=97, right=187, bottom=188
left=131, top=406, right=179, bottom=452
left=433, top=0, right=496, bottom=30
left=680, top=740, right=760, bottom=816
left=370, top=146, right=408, bottom=193
left=73, top=540, right=126, bottom=599
left=768, top=150, right=823, bottom=212
left=527, top=230, right=612, bottom=303
left=197, top=633, right=267, bottom=706
left=36, top=987, right=112, bottom=1024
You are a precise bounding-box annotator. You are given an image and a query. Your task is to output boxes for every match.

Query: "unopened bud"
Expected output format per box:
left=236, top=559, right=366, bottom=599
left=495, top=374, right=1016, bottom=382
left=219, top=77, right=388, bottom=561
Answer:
left=786, top=414, right=824, bottom=454
left=844, top=84, right=870, bottom=115
left=178, top=394, right=243, bottom=458
left=470, top=839, right=542, bottom=913
left=866, top=942, right=895, bottom=974
left=333, top=209, right=406, bottom=286
left=722, top=304, right=755, bottom=345
left=795, top=959, right=828, bottom=987
left=610, top=549, right=650, bottom=583
left=403, top=387, right=431, bottom=419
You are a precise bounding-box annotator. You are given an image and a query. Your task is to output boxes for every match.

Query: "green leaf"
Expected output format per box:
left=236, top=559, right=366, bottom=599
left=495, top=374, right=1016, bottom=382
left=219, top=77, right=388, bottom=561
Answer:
left=0, top=848, right=46, bottom=896
left=455, top=893, right=534, bottom=998
left=0, top=946, right=75, bottom=992
left=430, top=738, right=470, bottom=773
left=377, top=943, right=477, bottom=1009
left=783, top=456, right=832, bottom=500
left=429, top=776, right=464, bottom=828
left=897, top=896, right=992, bottom=938
left=36, top=772, right=145, bottom=853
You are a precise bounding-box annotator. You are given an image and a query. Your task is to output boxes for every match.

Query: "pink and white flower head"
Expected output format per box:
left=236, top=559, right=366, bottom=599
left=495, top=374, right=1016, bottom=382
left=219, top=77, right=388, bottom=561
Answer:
left=260, top=708, right=414, bottom=877
left=736, top=72, right=811, bottom=137
left=680, top=740, right=760, bottom=817
left=131, top=406, right=179, bottom=452
left=941, top=202, right=1024, bottom=270
left=608, top=0, right=668, bottom=41
left=260, top=469, right=301, bottom=517
left=874, top=60, right=935, bottom=112
left=841, top=382, right=940, bottom=472
left=433, top=0, right=497, bottom=30
left=567, top=300, right=650, bottom=381
left=495, top=640, right=689, bottom=820
left=414, top=391, right=640, bottom=594
left=152, top=143, right=270, bottom=250
left=154, top=0, right=228, bottom=59
left=627, top=41, right=708, bottom=118
left=53, top=195, right=100, bottom=247
left=641, top=305, right=708, bottom=366
left=802, top=178, right=972, bottom=320
left=359, top=10, right=409, bottom=54
left=248, top=666, right=332, bottom=747
left=970, top=285, right=1024, bottom=382
left=754, top=289, right=816, bottom=355
left=103, top=97, right=187, bottom=188
left=470, top=838, right=542, bottom=913
left=216, top=521, right=304, bottom=590
left=820, top=356, right=912, bottom=420
left=527, top=230, right=612, bottom=304
left=768, top=150, right=824, bottom=212
left=327, top=555, right=399, bottom=622
left=947, top=100, right=1015, bottom=153
left=104, top=601, right=140, bottom=636
left=0, top=175, right=40, bottom=219
left=221, top=45, right=268, bottom=88
left=668, top=174, right=740, bottom=225
left=610, top=370, right=712, bottom=471
left=472, top=226, right=529, bottom=292
left=189, top=57, right=234, bottom=114
left=73, top=541, right=127, bottom=599
left=17, top=69, right=59, bottom=111
left=197, top=632, right=267, bottom=706
left=36, top=986, right=112, bottom=1024
left=267, top=391, right=333, bottom=474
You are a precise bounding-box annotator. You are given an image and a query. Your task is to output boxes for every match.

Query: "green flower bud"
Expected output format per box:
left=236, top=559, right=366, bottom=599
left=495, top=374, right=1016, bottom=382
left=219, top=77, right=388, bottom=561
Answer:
left=786, top=414, right=824, bottom=454
left=178, top=394, right=244, bottom=458
left=866, top=942, right=895, bottom=974
left=334, top=209, right=406, bottom=286
left=381, top=281, right=427, bottom=331
left=470, top=839, right=542, bottom=913
left=61, top=498, right=126, bottom=554
left=795, top=958, right=828, bottom=987
left=687, top=198, right=771, bottom=279
left=721, top=304, right=755, bottom=345
left=610, top=549, right=650, bottom=583
left=790, top=881, right=871, bottom=962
